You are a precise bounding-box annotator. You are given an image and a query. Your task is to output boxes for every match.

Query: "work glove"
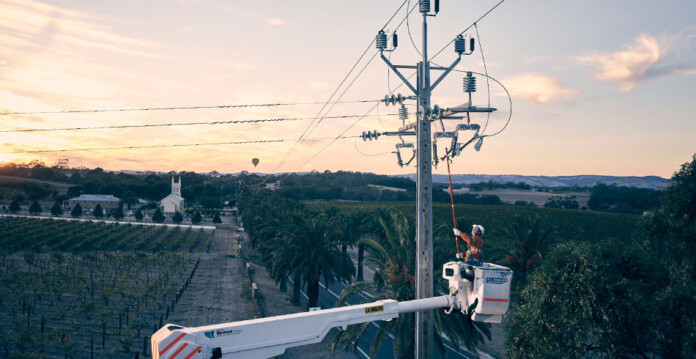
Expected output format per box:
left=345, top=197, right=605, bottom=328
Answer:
left=453, top=228, right=461, bottom=236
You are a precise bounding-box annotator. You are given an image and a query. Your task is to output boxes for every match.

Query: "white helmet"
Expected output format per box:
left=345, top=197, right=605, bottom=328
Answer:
left=472, top=224, right=484, bottom=235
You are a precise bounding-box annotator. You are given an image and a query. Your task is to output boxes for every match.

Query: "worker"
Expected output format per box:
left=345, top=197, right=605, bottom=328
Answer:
left=453, top=224, right=484, bottom=266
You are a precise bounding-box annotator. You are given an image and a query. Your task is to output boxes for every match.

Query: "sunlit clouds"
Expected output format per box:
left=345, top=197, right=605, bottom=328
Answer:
left=578, top=32, right=696, bottom=91
left=502, top=74, right=579, bottom=106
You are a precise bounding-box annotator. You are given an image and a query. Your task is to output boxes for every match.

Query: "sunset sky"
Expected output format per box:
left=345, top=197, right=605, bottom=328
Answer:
left=0, top=0, right=694, bottom=177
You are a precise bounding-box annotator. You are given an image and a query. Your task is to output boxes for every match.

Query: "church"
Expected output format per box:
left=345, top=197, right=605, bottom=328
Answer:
left=161, top=176, right=185, bottom=213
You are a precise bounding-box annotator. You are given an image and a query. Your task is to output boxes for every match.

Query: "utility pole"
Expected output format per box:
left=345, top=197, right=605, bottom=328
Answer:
left=372, top=1, right=497, bottom=357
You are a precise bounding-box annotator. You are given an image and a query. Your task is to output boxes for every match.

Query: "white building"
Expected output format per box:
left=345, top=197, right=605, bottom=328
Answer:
left=161, top=176, right=185, bottom=213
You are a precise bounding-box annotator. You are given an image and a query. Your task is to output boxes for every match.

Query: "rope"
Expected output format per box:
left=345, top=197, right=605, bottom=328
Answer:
left=445, top=154, right=461, bottom=258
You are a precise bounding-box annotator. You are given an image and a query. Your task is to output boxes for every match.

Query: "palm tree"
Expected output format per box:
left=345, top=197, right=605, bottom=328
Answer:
left=272, top=211, right=354, bottom=308
left=505, top=215, right=551, bottom=286
left=333, top=210, right=491, bottom=358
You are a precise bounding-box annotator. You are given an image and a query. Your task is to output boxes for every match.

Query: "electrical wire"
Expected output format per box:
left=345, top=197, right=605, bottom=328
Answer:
left=353, top=138, right=393, bottom=157
left=406, top=0, right=423, bottom=57
left=429, top=0, right=506, bottom=63
left=4, top=135, right=362, bottom=154
left=474, top=23, right=492, bottom=134
left=454, top=70, right=512, bottom=138
left=0, top=113, right=397, bottom=133
left=0, top=99, right=382, bottom=116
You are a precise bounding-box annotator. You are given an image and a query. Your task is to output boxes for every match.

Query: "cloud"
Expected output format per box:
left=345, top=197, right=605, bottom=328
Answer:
left=267, top=18, right=288, bottom=26
left=502, top=74, right=580, bottom=105
left=577, top=31, right=696, bottom=91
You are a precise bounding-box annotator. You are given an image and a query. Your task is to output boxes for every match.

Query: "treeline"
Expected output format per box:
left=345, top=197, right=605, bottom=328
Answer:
left=588, top=183, right=660, bottom=214
left=468, top=180, right=532, bottom=191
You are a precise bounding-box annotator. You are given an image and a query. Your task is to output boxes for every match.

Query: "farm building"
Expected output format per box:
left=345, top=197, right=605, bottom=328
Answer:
left=66, top=194, right=121, bottom=213
left=161, top=176, right=185, bottom=213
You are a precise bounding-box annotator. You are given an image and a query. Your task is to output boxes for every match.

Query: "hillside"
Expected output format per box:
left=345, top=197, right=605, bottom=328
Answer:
left=397, top=174, right=668, bottom=190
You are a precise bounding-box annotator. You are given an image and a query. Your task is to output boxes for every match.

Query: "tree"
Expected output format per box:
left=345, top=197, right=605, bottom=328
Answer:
left=71, top=203, right=83, bottom=218
left=212, top=213, right=222, bottom=224
left=505, top=241, right=655, bottom=359
left=29, top=200, right=42, bottom=215
left=504, top=215, right=551, bottom=287
left=93, top=204, right=104, bottom=218
left=113, top=204, right=124, bottom=220
left=172, top=211, right=183, bottom=224
left=134, top=209, right=144, bottom=221
left=333, top=211, right=490, bottom=358
left=51, top=202, right=63, bottom=216
left=272, top=212, right=354, bottom=308
left=152, top=208, right=165, bottom=223
left=9, top=199, right=20, bottom=213
left=191, top=211, right=202, bottom=225
left=544, top=195, right=579, bottom=209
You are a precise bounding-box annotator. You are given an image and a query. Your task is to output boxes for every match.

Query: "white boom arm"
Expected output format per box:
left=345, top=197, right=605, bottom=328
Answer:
left=152, top=296, right=454, bottom=359
left=152, top=261, right=512, bottom=359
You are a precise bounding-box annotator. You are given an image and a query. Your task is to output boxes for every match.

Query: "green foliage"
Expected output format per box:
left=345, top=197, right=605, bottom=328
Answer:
left=514, top=200, right=537, bottom=207
left=93, top=204, right=104, bottom=218
left=212, top=213, right=221, bottom=224
left=152, top=208, right=165, bottom=223
left=191, top=211, right=202, bottom=225
left=134, top=209, right=143, bottom=221
left=71, top=203, right=83, bottom=218
left=504, top=215, right=551, bottom=287
left=113, top=205, right=124, bottom=220
left=588, top=183, right=661, bottom=214
left=172, top=211, right=183, bottom=224
left=9, top=199, right=20, bottom=213
left=505, top=241, right=655, bottom=359
left=543, top=195, right=579, bottom=209
left=29, top=200, right=42, bottom=215
left=51, top=202, right=63, bottom=216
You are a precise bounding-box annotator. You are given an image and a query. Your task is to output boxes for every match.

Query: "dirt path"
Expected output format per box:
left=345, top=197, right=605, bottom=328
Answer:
left=166, top=229, right=254, bottom=328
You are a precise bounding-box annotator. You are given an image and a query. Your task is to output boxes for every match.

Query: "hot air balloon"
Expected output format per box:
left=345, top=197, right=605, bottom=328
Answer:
left=252, top=158, right=259, bottom=167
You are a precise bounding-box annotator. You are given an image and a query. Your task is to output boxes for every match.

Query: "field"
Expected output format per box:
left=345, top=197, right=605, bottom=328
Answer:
left=0, top=216, right=226, bottom=359
left=317, top=201, right=643, bottom=259
left=452, top=188, right=591, bottom=207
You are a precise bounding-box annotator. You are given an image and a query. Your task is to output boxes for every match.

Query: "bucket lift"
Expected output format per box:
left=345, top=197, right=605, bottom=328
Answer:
left=152, top=261, right=511, bottom=359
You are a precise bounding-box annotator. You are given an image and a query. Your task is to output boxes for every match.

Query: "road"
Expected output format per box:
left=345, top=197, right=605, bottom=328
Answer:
left=288, top=276, right=485, bottom=359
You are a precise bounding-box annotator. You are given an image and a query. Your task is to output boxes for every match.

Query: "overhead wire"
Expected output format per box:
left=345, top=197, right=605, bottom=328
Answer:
left=268, top=0, right=412, bottom=177
left=474, top=22, right=492, bottom=134
left=0, top=113, right=397, bottom=133
left=0, top=99, right=382, bottom=116
left=4, top=135, right=362, bottom=154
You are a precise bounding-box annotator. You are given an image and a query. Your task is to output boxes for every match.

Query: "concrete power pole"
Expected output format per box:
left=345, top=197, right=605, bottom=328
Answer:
left=374, top=1, right=497, bottom=357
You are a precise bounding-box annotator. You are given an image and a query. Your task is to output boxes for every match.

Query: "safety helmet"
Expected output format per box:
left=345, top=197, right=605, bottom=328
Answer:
left=472, top=224, right=484, bottom=236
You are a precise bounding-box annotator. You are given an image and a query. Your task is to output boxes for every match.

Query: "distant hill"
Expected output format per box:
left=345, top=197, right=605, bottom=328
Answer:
left=396, top=174, right=669, bottom=190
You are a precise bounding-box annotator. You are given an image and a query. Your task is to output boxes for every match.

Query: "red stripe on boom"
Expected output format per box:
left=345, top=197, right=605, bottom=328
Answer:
left=160, top=333, right=186, bottom=356
left=171, top=343, right=188, bottom=359
left=183, top=345, right=202, bottom=359
left=483, top=298, right=508, bottom=302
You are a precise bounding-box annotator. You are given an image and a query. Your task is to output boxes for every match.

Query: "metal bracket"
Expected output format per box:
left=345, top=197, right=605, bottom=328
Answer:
left=381, top=53, right=418, bottom=95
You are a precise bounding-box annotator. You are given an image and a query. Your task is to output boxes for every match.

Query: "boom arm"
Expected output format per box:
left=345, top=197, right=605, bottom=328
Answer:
left=152, top=296, right=455, bottom=359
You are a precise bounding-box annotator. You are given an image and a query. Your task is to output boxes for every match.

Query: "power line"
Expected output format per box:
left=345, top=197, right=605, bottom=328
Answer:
left=429, top=0, right=506, bottom=62
left=5, top=135, right=361, bottom=154
left=265, top=0, right=414, bottom=178
left=0, top=99, right=381, bottom=116
left=0, top=113, right=397, bottom=133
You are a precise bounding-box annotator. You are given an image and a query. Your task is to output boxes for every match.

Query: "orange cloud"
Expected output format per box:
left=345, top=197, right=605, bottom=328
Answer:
left=502, top=74, right=579, bottom=105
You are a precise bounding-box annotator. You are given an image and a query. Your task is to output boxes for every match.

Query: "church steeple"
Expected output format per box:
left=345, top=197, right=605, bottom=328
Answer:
left=172, top=176, right=181, bottom=195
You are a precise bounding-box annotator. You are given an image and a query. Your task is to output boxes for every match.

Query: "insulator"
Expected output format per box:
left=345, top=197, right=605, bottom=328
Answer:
left=474, top=136, right=484, bottom=152
left=454, top=35, right=466, bottom=54
left=419, top=0, right=430, bottom=13
left=376, top=30, right=388, bottom=50
left=457, top=123, right=481, bottom=131
left=432, top=104, right=442, bottom=119
left=463, top=72, right=477, bottom=93
left=396, top=143, right=414, bottom=148
left=392, top=32, right=398, bottom=48
left=470, top=38, right=476, bottom=52
left=434, top=131, right=455, bottom=138
left=398, top=105, right=408, bottom=120
left=434, top=0, right=440, bottom=13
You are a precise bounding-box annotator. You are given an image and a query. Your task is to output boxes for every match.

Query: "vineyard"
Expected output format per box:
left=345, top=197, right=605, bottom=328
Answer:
left=0, top=216, right=219, bottom=358
left=318, top=202, right=643, bottom=258
left=0, top=216, right=215, bottom=253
